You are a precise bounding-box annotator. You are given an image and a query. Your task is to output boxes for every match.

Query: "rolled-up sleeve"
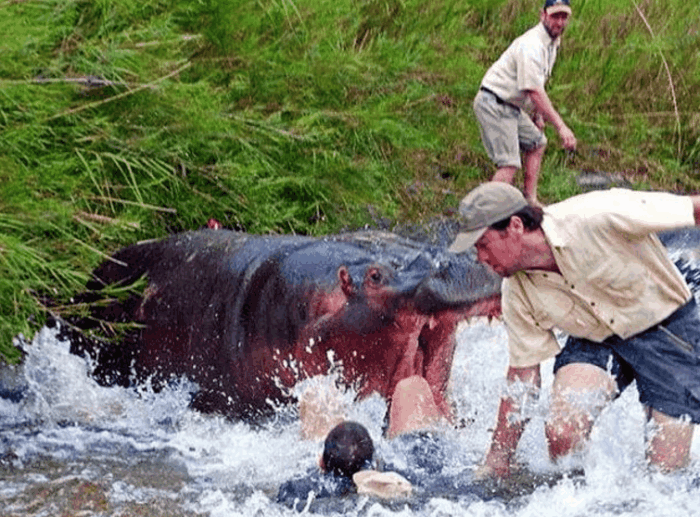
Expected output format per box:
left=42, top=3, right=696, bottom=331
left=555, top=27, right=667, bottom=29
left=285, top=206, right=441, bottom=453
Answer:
left=503, top=278, right=561, bottom=368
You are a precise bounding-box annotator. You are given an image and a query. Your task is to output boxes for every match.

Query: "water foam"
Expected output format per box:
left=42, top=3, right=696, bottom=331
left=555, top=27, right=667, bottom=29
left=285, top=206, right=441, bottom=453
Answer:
left=0, top=321, right=699, bottom=516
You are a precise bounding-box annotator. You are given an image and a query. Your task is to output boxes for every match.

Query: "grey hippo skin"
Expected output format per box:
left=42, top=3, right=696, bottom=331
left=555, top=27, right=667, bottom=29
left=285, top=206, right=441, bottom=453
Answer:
left=659, top=228, right=700, bottom=294
left=72, top=229, right=503, bottom=421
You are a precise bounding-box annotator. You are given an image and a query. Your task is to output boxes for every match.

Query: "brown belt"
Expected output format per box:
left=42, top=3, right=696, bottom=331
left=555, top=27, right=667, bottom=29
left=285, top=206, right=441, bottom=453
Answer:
left=479, top=87, right=520, bottom=111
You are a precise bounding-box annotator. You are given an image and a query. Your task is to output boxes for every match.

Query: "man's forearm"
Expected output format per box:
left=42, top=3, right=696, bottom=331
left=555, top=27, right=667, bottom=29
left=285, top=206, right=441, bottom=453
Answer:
left=527, top=88, right=566, bottom=130
left=485, top=396, right=529, bottom=472
left=483, top=365, right=541, bottom=477
left=526, top=88, right=576, bottom=150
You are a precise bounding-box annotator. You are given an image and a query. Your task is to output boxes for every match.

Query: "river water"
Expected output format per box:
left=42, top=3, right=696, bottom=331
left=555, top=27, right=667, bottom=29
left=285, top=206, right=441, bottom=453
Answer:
left=1, top=318, right=699, bottom=516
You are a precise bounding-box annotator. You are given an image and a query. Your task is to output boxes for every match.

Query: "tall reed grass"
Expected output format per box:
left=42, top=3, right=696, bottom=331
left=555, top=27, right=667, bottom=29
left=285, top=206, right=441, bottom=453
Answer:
left=0, top=0, right=698, bottom=359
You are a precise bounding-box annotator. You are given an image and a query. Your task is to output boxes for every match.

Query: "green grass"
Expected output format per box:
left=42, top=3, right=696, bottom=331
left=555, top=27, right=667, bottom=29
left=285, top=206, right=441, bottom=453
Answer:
left=1, top=0, right=699, bottom=360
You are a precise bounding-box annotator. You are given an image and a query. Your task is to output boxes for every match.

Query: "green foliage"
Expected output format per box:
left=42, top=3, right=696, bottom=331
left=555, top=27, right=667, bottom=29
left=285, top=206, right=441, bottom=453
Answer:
left=0, top=0, right=699, bottom=359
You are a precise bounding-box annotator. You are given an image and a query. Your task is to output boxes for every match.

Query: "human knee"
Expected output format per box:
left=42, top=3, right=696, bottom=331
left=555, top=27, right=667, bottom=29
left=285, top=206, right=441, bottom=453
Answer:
left=394, top=375, right=430, bottom=394
left=391, top=375, right=437, bottom=415
left=546, top=366, right=615, bottom=459
left=552, top=364, right=617, bottom=407
left=388, top=375, right=442, bottom=439
left=527, top=142, right=546, bottom=156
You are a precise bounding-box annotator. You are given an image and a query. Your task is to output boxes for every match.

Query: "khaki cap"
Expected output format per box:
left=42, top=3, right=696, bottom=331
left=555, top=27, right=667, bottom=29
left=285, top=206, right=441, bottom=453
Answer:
left=353, top=470, right=413, bottom=499
left=448, top=182, right=529, bottom=253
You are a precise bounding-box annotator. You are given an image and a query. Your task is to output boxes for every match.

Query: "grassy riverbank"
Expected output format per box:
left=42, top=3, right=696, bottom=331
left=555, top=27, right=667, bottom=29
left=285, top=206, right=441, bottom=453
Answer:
left=1, top=0, right=699, bottom=360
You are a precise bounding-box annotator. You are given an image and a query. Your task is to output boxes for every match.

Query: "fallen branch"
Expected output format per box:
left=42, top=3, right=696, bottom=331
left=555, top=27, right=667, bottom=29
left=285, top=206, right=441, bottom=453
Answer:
left=47, top=61, right=192, bottom=121
left=1, top=76, right=132, bottom=89
left=73, top=211, right=140, bottom=229
left=132, top=34, right=202, bottom=48
left=88, top=196, right=178, bottom=213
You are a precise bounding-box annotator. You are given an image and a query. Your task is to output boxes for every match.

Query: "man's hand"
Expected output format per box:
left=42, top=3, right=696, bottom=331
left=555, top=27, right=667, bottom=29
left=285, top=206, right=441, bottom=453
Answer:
left=526, top=88, right=576, bottom=151
left=558, top=124, right=577, bottom=151
left=478, top=365, right=541, bottom=480
left=533, top=112, right=545, bottom=131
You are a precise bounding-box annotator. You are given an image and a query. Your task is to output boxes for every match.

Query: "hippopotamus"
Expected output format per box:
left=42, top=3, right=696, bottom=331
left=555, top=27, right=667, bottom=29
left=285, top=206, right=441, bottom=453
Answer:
left=659, top=228, right=700, bottom=294
left=72, top=229, right=502, bottom=421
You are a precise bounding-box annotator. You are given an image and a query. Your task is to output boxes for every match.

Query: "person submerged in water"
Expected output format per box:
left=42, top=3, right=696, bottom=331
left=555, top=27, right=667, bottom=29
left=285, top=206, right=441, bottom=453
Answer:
left=278, top=377, right=489, bottom=510
left=277, top=420, right=412, bottom=510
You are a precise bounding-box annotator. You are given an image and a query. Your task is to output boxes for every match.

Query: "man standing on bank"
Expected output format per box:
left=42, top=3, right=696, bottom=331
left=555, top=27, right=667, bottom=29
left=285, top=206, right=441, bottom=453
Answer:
left=474, top=0, right=577, bottom=206
left=449, top=182, right=700, bottom=478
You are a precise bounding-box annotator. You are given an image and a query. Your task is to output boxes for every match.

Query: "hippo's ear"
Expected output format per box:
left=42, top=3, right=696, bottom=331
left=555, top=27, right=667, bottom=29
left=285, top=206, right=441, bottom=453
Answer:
left=338, top=266, right=355, bottom=297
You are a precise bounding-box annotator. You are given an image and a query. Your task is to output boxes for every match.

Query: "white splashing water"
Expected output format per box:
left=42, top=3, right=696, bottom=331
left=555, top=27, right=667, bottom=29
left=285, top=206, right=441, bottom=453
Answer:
left=1, top=320, right=699, bottom=516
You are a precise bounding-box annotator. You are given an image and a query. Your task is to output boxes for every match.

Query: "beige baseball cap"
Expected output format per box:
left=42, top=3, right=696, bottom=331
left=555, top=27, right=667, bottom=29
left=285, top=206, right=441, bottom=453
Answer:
left=353, top=470, right=413, bottom=499
left=448, top=182, right=529, bottom=253
left=544, top=0, right=572, bottom=15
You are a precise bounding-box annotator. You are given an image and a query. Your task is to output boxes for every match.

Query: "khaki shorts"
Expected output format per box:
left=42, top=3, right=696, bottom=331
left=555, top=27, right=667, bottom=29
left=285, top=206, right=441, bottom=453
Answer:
left=473, top=89, right=546, bottom=169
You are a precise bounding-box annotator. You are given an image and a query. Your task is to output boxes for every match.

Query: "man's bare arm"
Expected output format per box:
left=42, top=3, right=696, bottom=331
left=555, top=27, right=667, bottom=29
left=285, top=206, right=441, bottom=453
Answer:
left=526, top=87, right=576, bottom=150
left=480, top=364, right=541, bottom=478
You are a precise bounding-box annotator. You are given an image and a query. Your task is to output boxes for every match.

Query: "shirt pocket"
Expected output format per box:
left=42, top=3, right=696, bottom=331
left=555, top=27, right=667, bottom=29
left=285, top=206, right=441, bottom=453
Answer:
left=532, top=287, right=573, bottom=326
left=558, top=302, right=606, bottom=339
left=587, top=261, right=646, bottom=303
left=530, top=287, right=603, bottom=339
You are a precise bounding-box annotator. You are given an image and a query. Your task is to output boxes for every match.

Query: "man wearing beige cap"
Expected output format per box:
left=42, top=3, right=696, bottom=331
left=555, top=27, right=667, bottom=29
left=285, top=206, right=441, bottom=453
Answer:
left=449, top=182, right=700, bottom=478
left=473, top=0, right=577, bottom=206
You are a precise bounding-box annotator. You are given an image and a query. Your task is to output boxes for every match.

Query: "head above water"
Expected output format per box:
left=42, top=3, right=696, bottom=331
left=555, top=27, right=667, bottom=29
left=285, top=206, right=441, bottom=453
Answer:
left=449, top=183, right=547, bottom=277
left=541, top=0, right=571, bottom=39
left=322, top=421, right=374, bottom=478
left=449, top=183, right=531, bottom=254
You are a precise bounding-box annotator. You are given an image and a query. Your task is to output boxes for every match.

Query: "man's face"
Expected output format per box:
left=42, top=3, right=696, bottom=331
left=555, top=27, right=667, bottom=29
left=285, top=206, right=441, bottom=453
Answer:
left=474, top=223, right=524, bottom=278
left=541, top=10, right=571, bottom=39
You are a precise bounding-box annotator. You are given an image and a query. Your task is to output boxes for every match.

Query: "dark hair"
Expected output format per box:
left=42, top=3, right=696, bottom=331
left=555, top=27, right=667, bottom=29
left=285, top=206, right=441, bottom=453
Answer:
left=490, top=205, right=544, bottom=232
left=322, top=421, right=374, bottom=478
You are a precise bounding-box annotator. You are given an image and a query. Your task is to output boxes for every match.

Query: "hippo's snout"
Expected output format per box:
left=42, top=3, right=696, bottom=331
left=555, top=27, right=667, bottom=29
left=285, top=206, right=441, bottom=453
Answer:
left=413, top=253, right=501, bottom=313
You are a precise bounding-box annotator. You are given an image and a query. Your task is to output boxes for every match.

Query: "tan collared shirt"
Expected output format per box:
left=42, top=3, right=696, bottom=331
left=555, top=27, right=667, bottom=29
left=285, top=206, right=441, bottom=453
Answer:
left=481, top=23, right=560, bottom=111
left=503, top=189, right=694, bottom=368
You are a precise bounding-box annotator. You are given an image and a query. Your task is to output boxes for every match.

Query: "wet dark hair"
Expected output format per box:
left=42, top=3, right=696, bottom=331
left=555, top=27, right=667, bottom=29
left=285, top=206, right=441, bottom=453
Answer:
left=489, top=205, right=544, bottom=232
left=322, top=421, right=374, bottom=478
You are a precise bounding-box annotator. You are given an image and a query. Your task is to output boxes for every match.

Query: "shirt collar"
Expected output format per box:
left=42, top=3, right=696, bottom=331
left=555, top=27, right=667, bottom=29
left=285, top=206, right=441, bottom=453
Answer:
left=541, top=210, right=568, bottom=248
